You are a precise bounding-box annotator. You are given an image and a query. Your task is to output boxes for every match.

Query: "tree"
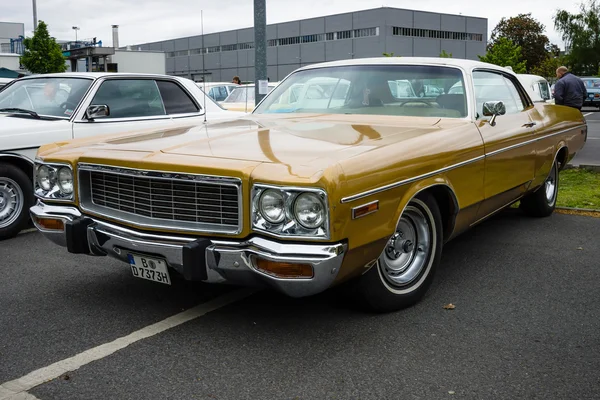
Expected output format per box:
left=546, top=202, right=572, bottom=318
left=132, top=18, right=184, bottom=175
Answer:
left=531, top=55, right=569, bottom=82
left=554, top=0, right=600, bottom=76
left=20, top=21, right=67, bottom=74
left=382, top=52, right=400, bottom=57
left=478, top=37, right=527, bottom=73
left=489, top=13, right=551, bottom=73
left=439, top=50, right=452, bottom=58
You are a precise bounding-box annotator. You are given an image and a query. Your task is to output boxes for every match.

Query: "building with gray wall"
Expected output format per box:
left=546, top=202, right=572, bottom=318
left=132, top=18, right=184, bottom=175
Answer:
left=131, top=7, right=487, bottom=82
left=0, top=22, right=25, bottom=53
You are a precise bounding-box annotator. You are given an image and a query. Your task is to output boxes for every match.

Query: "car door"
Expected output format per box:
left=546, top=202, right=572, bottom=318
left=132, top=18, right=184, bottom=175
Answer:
left=473, top=69, right=538, bottom=221
left=72, top=77, right=203, bottom=139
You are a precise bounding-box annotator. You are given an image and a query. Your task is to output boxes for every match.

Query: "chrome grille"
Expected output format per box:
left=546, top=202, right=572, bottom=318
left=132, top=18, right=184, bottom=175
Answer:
left=78, top=164, right=242, bottom=234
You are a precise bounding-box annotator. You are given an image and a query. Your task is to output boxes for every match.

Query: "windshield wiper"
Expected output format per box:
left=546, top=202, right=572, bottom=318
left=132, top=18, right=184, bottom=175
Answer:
left=0, top=108, right=40, bottom=119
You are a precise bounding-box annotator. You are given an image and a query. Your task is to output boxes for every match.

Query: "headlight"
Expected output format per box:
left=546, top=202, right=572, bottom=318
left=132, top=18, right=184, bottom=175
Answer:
left=34, top=162, right=74, bottom=201
left=252, top=184, right=329, bottom=239
left=57, top=167, right=74, bottom=194
left=259, top=190, right=285, bottom=224
left=294, top=193, right=325, bottom=229
left=37, top=165, right=54, bottom=191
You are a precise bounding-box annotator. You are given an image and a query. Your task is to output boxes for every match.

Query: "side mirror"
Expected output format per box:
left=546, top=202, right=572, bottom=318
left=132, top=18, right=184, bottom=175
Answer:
left=482, top=101, right=506, bottom=126
left=86, top=104, right=109, bottom=120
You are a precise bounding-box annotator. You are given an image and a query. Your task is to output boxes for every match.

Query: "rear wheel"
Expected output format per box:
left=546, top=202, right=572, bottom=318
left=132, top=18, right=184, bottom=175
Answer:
left=354, top=192, right=443, bottom=312
left=0, top=164, right=34, bottom=240
left=520, top=159, right=558, bottom=218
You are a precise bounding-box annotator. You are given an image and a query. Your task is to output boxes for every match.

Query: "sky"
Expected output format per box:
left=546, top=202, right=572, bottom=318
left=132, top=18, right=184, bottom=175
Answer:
left=2, top=0, right=584, bottom=48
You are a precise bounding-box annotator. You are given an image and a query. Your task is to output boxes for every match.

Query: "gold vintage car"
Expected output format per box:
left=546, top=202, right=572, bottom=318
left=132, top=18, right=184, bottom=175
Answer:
left=30, top=57, right=587, bottom=312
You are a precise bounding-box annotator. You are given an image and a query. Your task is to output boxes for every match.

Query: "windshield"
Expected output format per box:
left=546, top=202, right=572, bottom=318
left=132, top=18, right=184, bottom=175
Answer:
left=0, top=77, right=93, bottom=118
left=253, top=65, right=467, bottom=118
left=583, top=79, right=600, bottom=89
left=225, top=86, right=255, bottom=103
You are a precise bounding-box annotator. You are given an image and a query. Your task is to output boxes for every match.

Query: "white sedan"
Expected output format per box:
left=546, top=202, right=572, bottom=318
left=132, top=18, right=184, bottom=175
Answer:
left=0, top=72, right=244, bottom=240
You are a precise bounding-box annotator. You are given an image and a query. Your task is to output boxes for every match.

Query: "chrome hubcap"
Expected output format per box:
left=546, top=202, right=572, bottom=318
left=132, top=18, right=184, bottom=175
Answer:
left=545, top=163, right=557, bottom=204
left=0, top=178, right=23, bottom=229
left=380, top=205, right=432, bottom=287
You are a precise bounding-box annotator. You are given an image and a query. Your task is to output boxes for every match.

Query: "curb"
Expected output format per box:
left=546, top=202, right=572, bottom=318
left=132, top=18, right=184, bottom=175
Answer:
left=556, top=206, right=600, bottom=213
left=565, top=164, right=600, bottom=172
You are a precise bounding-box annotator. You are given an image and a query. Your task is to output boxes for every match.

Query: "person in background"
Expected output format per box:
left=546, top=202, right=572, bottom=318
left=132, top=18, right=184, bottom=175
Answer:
left=554, top=66, right=587, bottom=111
left=232, top=76, right=241, bottom=85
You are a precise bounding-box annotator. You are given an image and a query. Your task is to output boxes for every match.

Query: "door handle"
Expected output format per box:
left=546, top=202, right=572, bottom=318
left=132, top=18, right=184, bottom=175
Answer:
left=522, top=122, right=537, bottom=128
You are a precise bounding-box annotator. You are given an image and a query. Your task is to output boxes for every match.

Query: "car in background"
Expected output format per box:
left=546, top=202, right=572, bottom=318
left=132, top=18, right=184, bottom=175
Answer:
left=30, top=57, right=586, bottom=312
left=0, top=78, right=14, bottom=91
left=196, top=81, right=240, bottom=102
left=517, top=74, right=554, bottom=104
left=221, top=82, right=278, bottom=112
left=0, top=72, right=244, bottom=240
left=581, top=77, right=600, bottom=108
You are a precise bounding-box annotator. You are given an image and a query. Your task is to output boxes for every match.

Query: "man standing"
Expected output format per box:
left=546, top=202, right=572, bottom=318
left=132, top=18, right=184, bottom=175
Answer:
left=554, top=66, right=587, bottom=110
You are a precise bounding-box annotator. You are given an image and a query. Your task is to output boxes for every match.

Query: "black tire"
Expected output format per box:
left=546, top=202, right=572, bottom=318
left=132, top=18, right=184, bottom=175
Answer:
left=0, top=163, right=34, bottom=241
left=520, top=159, right=558, bottom=218
left=353, top=192, right=444, bottom=313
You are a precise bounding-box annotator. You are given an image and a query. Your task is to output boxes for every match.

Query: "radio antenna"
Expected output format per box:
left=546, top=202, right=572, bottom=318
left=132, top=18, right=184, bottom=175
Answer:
left=201, top=10, right=207, bottom=124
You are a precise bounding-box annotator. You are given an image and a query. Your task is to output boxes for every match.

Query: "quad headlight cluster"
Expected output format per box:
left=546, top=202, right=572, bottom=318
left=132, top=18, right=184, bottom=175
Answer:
left=34, top=162, right=74, bottom=201
left=252, top=184, right=329, bottom=239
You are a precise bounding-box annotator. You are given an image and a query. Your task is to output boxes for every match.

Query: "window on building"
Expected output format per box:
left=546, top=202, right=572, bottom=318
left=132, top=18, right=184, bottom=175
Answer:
left=190, top=48, right=204, bottom=55
left=206, top=46, right=220, bottom=53
left=221, top=44, right=238, bottom=52
left=238, top=42, right=254, bottom=50
left=353, top=28, right=378, bottom=38
left=337, top=30, right=352, bottom=40
left=393, top=26, right=484, bottom=41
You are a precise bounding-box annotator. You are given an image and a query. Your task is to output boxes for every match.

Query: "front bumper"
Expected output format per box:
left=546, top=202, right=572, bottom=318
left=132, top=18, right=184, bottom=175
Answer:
left=30, top=201, right=347, bottom=298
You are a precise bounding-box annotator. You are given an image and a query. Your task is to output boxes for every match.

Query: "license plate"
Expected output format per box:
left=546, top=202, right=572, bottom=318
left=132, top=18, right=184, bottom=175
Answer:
left=127, top=253, right=171, bottom=285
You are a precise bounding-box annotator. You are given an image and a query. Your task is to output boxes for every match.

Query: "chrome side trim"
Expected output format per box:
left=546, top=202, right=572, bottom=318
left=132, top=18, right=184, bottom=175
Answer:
left=77, top=163, right=243, bottom=235
left=340, top=123, right=585, bottom=204
left=486, top=125, right=585, bottom=157
left=340, top=155, right=485, bottom=203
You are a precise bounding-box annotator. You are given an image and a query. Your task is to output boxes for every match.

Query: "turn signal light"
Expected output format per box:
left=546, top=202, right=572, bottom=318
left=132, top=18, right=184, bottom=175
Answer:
left=33, top=216, right=64, bottom=231
left=255, top=259, right=314, bottom=279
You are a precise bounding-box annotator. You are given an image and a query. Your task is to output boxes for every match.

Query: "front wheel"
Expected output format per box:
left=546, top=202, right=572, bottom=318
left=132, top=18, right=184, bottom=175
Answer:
left=354, top=192, right=444, bottom=312
left=520, top=159, right=559, bottom=218
left=0, top=164, right=34, bottom=240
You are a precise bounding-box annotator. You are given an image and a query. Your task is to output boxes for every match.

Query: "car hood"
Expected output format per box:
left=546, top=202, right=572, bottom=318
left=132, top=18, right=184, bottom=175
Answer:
left=38, top=114, right=470, bottom=181
left=0, top=114, right=70, bottom=144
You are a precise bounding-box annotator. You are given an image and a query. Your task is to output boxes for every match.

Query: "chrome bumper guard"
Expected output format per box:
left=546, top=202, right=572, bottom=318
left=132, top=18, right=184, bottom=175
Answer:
left=30, top=201, right=347, bottom=298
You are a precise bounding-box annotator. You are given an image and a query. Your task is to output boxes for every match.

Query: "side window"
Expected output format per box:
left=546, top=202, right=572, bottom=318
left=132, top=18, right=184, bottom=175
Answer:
left=502, top=76, right=525, bottom=111
left=539, top=82, right=551, bottom=101
left=156, top=80, right=200, bottom=114
left=91, top=79, right=166, bottom=119
left=473, top=71, right=524, bottom=118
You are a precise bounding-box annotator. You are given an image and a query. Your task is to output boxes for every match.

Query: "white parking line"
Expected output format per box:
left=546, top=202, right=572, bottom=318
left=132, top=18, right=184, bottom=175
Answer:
left=0, top=288, right=256, bottom=400
left=583, top=112, right=593, bottom=117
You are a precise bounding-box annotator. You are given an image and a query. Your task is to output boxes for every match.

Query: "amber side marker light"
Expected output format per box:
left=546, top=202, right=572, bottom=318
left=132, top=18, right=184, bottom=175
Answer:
left=255, top=259, right=314, bottom=279
left=32, top=216, right=64, bottom=231
left=352, top=200, right=379, bottom=219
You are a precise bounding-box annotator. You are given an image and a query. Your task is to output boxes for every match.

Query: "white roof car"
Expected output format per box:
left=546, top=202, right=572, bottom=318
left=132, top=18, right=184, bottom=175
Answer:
left=196, top=81, right=240, bottom=102
left=517, top=74, right=554, bottom=104
left=221, top=82, right=279, bottom=112
left=0, top=72, right=245, bottom=240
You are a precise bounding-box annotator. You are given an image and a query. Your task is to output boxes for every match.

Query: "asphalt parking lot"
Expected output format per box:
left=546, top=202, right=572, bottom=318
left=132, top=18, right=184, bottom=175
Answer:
left=1, top=207, right=599, bottom=400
